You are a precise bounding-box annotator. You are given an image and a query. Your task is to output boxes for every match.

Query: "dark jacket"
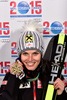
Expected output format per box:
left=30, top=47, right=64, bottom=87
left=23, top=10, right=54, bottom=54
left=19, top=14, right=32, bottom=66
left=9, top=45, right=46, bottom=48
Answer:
left=0, top=69, right=67, bottom=100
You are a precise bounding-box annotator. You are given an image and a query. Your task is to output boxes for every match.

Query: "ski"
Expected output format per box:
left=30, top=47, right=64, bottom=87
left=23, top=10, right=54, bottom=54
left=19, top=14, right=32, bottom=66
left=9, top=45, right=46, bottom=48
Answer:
left=42, top=33, right=67, bottom=100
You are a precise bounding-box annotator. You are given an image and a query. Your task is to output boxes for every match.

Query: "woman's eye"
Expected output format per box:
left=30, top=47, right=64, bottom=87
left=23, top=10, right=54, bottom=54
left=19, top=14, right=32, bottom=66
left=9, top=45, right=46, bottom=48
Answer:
left=22, top=52, right=28, bottom=55
left=33, top=52, right=39, bottom=55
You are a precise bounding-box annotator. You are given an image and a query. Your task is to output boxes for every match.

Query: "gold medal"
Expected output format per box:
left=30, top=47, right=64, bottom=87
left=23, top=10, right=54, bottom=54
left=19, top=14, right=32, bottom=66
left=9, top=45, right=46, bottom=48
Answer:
left=11, top=62, right=22, bottom=75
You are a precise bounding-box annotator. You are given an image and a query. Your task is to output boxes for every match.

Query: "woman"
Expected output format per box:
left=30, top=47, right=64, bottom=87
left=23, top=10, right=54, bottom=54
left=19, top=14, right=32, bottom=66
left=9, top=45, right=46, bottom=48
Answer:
left=0, top=20, right=66, bottom=100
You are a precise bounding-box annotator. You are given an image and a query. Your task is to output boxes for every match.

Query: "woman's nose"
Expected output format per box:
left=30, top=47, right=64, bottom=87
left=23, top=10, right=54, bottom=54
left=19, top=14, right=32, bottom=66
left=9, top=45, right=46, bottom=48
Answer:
left=28, top=54, right=33, bottom=61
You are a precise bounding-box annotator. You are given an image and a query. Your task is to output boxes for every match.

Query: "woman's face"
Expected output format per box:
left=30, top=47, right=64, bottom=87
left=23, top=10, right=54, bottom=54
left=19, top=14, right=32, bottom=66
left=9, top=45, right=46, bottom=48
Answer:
left=21, top=50, right=41, bottom=71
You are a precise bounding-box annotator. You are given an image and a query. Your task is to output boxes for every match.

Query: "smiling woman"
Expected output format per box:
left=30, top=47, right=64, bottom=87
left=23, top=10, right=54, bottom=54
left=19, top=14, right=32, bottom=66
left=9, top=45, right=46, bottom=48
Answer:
left=20, top=50, right=41, bottom=71
left=0, top=20, right=67, bottom=100
left=15, top=30, right=44, bottom=79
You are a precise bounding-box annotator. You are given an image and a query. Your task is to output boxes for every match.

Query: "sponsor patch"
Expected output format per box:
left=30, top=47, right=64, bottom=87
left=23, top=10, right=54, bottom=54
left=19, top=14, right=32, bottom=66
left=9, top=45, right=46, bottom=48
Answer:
left=19, top=82, right=30, bottom=89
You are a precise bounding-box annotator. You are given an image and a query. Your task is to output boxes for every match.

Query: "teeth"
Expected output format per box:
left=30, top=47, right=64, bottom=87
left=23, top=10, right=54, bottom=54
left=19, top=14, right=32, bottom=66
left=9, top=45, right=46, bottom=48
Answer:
left=26, top=62, right=34, bottom=66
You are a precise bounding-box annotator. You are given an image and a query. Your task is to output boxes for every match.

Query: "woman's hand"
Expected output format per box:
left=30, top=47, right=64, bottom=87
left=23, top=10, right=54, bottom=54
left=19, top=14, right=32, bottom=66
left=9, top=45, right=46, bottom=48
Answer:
left=10, top=60, right=23, bottom=76
left=54, top=78, right=65, bottom=95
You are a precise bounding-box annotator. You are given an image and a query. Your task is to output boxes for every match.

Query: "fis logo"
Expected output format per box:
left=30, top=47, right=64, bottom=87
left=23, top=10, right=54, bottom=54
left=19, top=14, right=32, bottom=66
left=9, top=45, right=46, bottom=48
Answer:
left=10, top=0, right=42, bottom=18
left=43, top=21, right=67, bottom=37
left=0, top=22, right=10, bottom=42
left=11, top=42, right=18, bottom=58
left=0, top=61, right=10, bottom=75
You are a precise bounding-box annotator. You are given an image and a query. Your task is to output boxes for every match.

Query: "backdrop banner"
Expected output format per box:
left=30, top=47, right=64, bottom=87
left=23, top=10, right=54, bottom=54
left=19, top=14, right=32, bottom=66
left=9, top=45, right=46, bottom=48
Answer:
left=0, top=0, right=67, bottom=85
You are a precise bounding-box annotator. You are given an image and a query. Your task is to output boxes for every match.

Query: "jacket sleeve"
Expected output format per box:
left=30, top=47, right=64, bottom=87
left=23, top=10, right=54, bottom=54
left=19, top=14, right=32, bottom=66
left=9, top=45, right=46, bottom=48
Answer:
left=0, top=72, right=10, bottom=93
left=0, top=73, right=20, bottom=100
left=56, top=89, right=67, bottom=100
